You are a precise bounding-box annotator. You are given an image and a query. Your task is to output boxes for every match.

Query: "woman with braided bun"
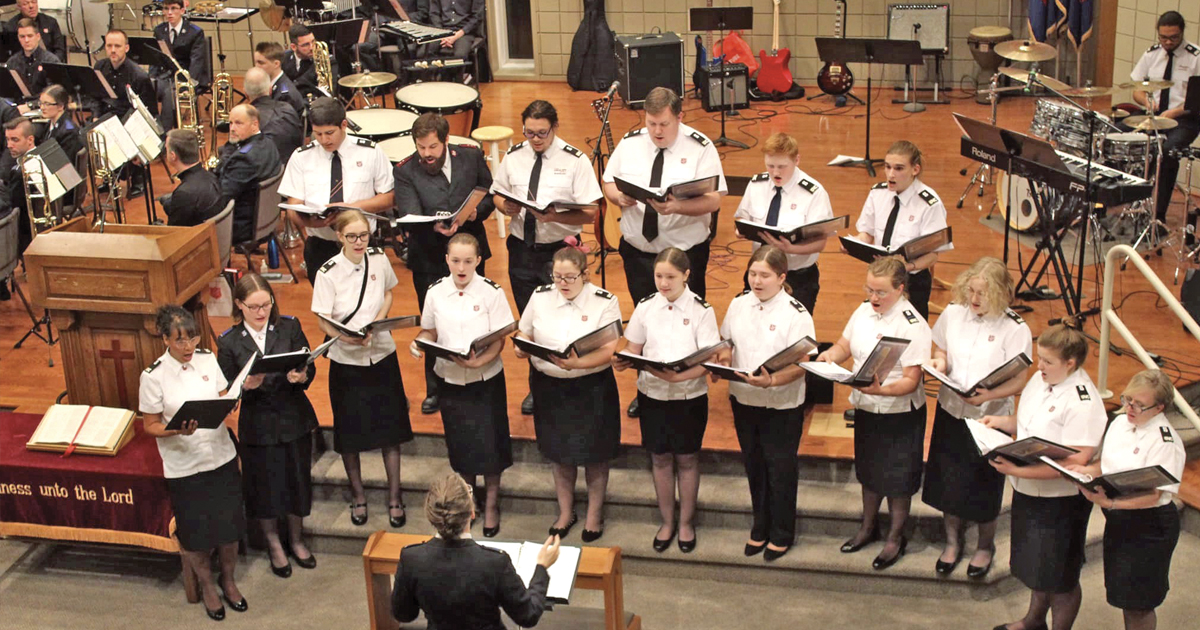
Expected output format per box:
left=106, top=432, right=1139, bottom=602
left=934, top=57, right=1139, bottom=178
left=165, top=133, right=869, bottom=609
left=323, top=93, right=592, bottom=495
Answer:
left=391, top=473, right=561, bottom=630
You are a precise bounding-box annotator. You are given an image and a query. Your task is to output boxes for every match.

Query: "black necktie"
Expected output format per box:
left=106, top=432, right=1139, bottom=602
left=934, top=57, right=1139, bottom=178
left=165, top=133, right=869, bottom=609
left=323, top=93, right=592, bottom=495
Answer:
left=766, top=186, right=783, bottom=226
left=169, top=28, right=176, bottom=45
left=643, top=148, right=665, bottom=242
left=881, top=195, right=901, bottom=248
left=1158, top=50, right=1175, bottom=115
left=330, top=151, right=344, bottom=203
left=524, top=152, right=544, bottom=246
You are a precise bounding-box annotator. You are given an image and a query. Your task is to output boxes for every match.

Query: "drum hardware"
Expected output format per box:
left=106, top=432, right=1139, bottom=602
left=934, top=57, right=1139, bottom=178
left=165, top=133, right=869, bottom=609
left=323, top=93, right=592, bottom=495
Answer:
left=958, top=70, right=1003, bottom=210
left=1117, top=129, right=1171, bottom=269
left=998, top=66, right=1070, bottom=92
left=1125, top=115, right=1179, bottom=132
left=14, top=155, right=59, bottom=355
left=995, top=39, right=1057, bottom=63
left=340, top=71, right=397, bottom=109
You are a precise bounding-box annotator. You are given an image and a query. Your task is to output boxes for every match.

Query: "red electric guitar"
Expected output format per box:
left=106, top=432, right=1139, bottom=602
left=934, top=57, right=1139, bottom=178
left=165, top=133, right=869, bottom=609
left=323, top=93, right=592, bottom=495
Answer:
left=816, top=0, right=854, bottom=96
left=756, top=0, right=793, bottom=96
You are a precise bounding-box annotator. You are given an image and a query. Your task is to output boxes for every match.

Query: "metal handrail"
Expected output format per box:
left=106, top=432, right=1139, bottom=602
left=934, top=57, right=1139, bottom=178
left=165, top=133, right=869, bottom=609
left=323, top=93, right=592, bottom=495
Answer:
left=1097, top=245, right=1200, bottom=432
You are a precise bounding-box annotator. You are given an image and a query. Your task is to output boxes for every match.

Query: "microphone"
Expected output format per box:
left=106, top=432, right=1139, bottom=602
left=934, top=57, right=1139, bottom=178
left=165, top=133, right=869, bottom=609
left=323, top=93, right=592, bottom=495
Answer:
left=605, top=81, right=620, bottom=100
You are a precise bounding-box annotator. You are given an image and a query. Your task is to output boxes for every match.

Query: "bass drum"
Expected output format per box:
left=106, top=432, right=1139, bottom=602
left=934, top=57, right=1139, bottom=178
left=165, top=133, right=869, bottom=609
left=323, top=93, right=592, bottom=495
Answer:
left=998, top=172, right=1068, bottom=232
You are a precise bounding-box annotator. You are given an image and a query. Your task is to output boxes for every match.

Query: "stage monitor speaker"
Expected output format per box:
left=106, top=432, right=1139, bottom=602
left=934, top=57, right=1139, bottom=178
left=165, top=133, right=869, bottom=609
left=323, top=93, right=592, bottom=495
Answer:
left=614, top=32, right=684, bottom=109
left=697, top=63, right=749, bottom=112
left=887, top=3, right=951, bottom=53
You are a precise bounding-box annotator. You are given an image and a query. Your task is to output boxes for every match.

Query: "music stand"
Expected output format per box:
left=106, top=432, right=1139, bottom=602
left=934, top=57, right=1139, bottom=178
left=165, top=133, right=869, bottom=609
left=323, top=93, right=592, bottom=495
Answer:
left=689, top=6, right=753, bottom=149
left=0, top=31, right=19, bottom=61
left=816, top=38, right=922, bottom=177
left=0, top=68, right=29, bottom=102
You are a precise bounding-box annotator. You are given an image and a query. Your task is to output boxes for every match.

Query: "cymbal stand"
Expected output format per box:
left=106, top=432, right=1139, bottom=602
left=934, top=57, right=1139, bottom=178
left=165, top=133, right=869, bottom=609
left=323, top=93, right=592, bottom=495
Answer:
left=1123, top=130, right=1172, bottom=268
left=211, top=14, right=248, bottom=104
left=1172, top=147, right=1200, bottom=283
left=957, top=71, right=1000, bottom=211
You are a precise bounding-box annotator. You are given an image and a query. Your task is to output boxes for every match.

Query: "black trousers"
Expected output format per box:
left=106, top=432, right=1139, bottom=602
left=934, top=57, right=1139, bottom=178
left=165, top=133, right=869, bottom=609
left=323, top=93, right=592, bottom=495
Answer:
left=1151, top=119, right=1200, bottom=222
left=907, top=269, right=932, bottom=320
left=412, top=261, right=487, bottom=399
left=619, top=238, right=710, bottom=304
left=742, top=264, right=820, bottom=313
left=507, top=234, right=567, bottom=314
left=731, top=399, right=803, bottom=547
left=302, top=236, right=342, bottom=286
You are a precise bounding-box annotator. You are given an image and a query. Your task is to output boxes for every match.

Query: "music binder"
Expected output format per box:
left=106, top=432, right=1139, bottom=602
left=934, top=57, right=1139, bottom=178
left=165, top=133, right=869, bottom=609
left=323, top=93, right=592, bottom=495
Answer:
left=614, top=175, right=720, bottom=204
left=513, top=320, right=624, bottom=361
left=617, top=339, right=732, bottom=373
left=736, top=215, right=849, bottom=245
left=962, top=419, right=1080, bottom=466
left=799, top=336, right=911, bottom=386
left=249, top=337, right=337, bottom=375
left=318, top=314, right=420, bottom=338
left=922, top=353, right=1032, bottom=398
left=279, top=202, right=363, bottom=219
left=164, top=355, right=258, bottom=431
left=83, top=113, right=139, bottom=170
left=703, top=336, right=817, bottom=381
left=25, top=404, right=137, bottom=456
left=492, top=187, right=595, bottom=214
left=415, top=321, right=519, bottom=360
left=1040, top=457, right=1181, bottom=498
left=477, top=540, right=582, bottom=604
left=838, top=227, right=953, bottom=263
left=393, top=186, right=488, bottom=227
left=23, top=139, right=83, bottom=203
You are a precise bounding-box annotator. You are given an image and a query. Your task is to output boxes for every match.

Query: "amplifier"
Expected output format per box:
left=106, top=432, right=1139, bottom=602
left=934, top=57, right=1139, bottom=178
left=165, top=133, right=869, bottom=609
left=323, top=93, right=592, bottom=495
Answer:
left=697, top=63, right=749, bottom=112
left=887, top=4, right=951, bottom=54
left=614, top=32, right=685, bottom=109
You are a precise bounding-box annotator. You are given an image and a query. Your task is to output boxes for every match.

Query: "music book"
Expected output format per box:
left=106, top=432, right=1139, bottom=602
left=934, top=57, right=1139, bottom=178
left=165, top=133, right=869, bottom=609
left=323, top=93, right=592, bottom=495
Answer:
left=415, top=321, right=519, bottom=360
left=704, top=336, right=818, bottom=381
left=513, top=320, right=624, bottom=361
left=394, top=186, right=489, bottom=227
left=318, top=313, right=420, bottom=338
left=617, top=339, right=732, bottom=373
left=492, top=187, right=594, bottom=214
left=279, top=202, right=363, bottom=219
left=164, top=355, right=258, bottom=431
left=736, top=215, right=850, bottom=245
left=248, top=337, right=337, bottom=375
left=962, top=419, right=1079, bottom=466
left=838, top=227, right=954, bottom=263
left=614, top=175, right=720, bottom=204
left=26, top=404, right=136, bottom=456
left=1039, top=456, right=1181, bottom=498
left=477, top=540, right=581, bottom=604
left=799, top=336, right=911, bottom=386
left=922, top=353, right=1032, bottom=398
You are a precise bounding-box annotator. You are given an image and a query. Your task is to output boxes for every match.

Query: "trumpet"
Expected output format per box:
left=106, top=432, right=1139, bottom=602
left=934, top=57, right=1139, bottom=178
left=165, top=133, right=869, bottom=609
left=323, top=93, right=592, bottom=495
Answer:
left=313, top=39, right=334, bottom=100
left=21, top=153, right=59, bottom=236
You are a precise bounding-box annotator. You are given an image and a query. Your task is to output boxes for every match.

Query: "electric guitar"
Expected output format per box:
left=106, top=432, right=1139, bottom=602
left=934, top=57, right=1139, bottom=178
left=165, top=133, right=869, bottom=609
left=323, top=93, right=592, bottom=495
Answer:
left=756, top=0, right=793, bottom=96
left=692, top=0, right=724, bottom=88
left=816, top=0, right=854, bottom=96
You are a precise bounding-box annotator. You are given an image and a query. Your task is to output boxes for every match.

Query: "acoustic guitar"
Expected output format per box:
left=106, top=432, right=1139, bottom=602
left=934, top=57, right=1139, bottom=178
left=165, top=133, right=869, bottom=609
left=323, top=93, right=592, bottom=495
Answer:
left=756, top=0, right=793, bottom=96
left=816, top=0, right=854, bottom=96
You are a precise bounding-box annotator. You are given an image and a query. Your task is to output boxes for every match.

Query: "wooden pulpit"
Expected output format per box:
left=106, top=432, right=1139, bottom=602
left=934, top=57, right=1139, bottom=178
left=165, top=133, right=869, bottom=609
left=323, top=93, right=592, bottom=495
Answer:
left=22, top=217, right=221, bottom=410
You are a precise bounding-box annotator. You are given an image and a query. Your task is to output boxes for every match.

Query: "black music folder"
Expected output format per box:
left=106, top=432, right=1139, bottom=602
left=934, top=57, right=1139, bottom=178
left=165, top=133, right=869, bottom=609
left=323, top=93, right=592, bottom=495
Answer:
left=963, top=419, right=1080, bottom=466
left=415, top=322, right=519, bottom=360
left=736, top=215, right=849, bottom=245
left=703, top=337, right=817, bottom=382
left=394, top=187, right=488, bottom=228
left=839, top=227, right=953, bottom=264
left=513, top=320, right=623, bottom=361
left=617, top=339, right=732, bottom=373
left=249, top=338, right=337, bottom=375
left=614, top=175, right=720, bottom=204
left=165, top=355, right=257, bottom=431
left=800, top=336, right=911, bottom=386
left=922, top=353, right=1032, bottom=398
left=493, top=187, right=595, bottom=214
left=318, top=314, right=420, bottom=338
left=1041, top=458, right=1181, bottom=498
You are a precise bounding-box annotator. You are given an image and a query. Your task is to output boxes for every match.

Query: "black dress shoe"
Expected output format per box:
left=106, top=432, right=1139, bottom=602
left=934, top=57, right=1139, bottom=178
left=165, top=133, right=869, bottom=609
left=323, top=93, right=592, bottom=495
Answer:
left=843, top=408, right=856, bottom=424
left=968, top=558, right=994, bottom=579
left=678, top=534, right=696, bottom=554
left=763, top=546, right=790, bottom=562
left=421, top=396, right=439, bottom=414
left=872, top=537, right=907, bottom=571
left=389, top=503, right=406, bottom=528
left=126, top=183, right=145, bottom=199
left=204, top=605, right=226, bottom=621
left=349, top=502, right=368, bottom=526
left=627, top=397, right=640, bottom=418
left=548, top=513, right=577, bottom=538
left=221, top=591, right=248, bottom=613
left=521, top=392, right=534, bottom=416
left=290, top=548, right=317, bottom=570
left=0, top=282, right=10, bottom=302
left=839, top=529, right=880, bottom=553
left=935, top=548, right=963, bottom=575
left=652, top=528, right=675, bottom=552
left=581, top=526, right=604, bottom=543
left=992, top=624, right=1048, bottom=630
left=744, top=541, right=766, bottom=557
left=483, top=509, right=501, bottom=538
left=270, top=557, right=292, bottom=578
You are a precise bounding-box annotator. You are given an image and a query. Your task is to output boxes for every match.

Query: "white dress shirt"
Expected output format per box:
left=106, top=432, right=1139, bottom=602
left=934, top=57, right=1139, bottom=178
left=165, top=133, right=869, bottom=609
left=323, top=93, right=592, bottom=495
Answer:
left=734, top=167, right=834, bottom=270
left=932, top=304, right=1033, bottom=419
left=311, top=248, right=399, bottom=366
left=624, top=287, right=721, bottom=401
left=244, top=321, right=269, bottom=353
left=842, top=299, right=932, bottom=414
left=602, top=122, right=727, bottom=252
left=855, top=179, right=952, bottom=254
left=420, top=274, right=515, bottom=385
left=1131, top=41, right=1200, bottom=112
left=1011, top=369, right=1107, bottom=498
left=719, top=289, right=816, bottom=409
left=138, top=349, right=237, bottom=479
left=519, top=282, right=623, bottom=378
left=1100, top=412, right=1186, bottom=507
left=277, top=134, right=394, bottom=241
left=491, top=135, right=603, bottom=244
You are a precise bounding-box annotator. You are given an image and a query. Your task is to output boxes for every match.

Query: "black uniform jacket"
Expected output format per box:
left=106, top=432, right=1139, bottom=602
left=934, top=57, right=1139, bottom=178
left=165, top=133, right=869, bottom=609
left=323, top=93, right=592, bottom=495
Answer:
left=94, top=57, right=159, bottom=118
left=216, top=314, right=318, bottom=446
left=6, top=46, right=59, bottom=98
left=163, top=163, right=224, bottom=227
left=391, top=537, right=551, bottom=630
left=251, top=95, right=303, bottom=164
left=4, top=13, right=67, bottom=62
left=270, top=73, right=306, bottom=119
left=281, top=49, right=339, bottom=99
left=217, top=133, right=282, bottom=243
left=153, top=19, right=210, bottom=87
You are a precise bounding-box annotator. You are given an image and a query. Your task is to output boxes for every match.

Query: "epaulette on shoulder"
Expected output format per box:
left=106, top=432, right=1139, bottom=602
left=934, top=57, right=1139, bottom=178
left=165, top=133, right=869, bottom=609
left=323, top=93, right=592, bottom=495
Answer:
left=1149, top=43, right=1162, bottom=52
left=239, top=142, right=253, bottom=154
left=219, top=327, right=236, bottom=338
left=1187, top=43, right=1198, bottom=56
left=688, top=131, right=710, bottom=147
left=535, top=284, right=554, bottom=293
left=738, top=288, right=751, bottom=297
left=1076, top=384, right=1091, bottom=402
left=144, top=359, right=161, bottom=373
left=624, top=128, right=645, bottom=139
left=695, top=295, right=712, bottom=309
left=918, top=189, right=939, bottom=206
left=481, top=276, right=501, bottom=290
left=397, top=153, right=414, bottom=166
left=194, top=348, right=213, bottom=354
left=318, top=258, right=338, bottom=274
left=280, top=314, right=297, bottom=320
left=595, top=288, right=614, bottom=300
left=799, top=178, right=819, bottom=194
left=1161, top=426, right=1175, bottom=443
left=790, top=299, right=807, bottom=313
left=279, top=83, right=290, bottom=94
left=1005, top=309, right=1025, bottom=325
left=367, top=247, right=385, bottom=256
left=427, top=276, right=446, bottom=290
left=357, top=138, right=376, bottom=148
left=637, top=293, right=656, bottom=305
left=479, top=544, right=505, bottom=555
left=563, top=143, right=582, bottom=157
left=751, top=172, right=770, bottom=183
left=872, top=181, right=888, bottom=190
left=902, top=309, right=919, bottom=325
left=62, top=120, right=76, bottom=130
left=507, top=141, right=526, bottom=155
left=297, top=141, right=316, bottom=153
left=189, top=22, right=201, bottom=33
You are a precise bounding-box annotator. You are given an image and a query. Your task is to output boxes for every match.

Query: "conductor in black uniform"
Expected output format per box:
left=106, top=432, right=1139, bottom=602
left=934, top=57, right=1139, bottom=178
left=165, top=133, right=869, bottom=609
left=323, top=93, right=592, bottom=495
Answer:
left=392, top=473, right=561, bottom=630
left=283, top=23, right=338, bottom=100
left=94, top=29, right=158, bottom=119
left=6, top=18, right=60, bottom=101
left=244, top=68, right=303, bottom=165
left=217, top=104, right=282, bottom=243
left=5, top=0, right=66, bottom=62
left=153, top=0, right=210, bottom=132
left=161, top=129, right=224, bottom=227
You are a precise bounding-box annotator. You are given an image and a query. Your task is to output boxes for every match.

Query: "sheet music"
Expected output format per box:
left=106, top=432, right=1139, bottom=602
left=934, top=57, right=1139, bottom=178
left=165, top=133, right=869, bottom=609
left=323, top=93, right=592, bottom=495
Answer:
left=224, top=355, right=258, bottom=398
left=517, top=541, right=580, bottom=601
left=798, top=361, right=855, bottom=382
left=964, top=418, right=1013, bottom=455
left=91, top=116, right=137, bottom=170
left=124, top=112, right=162, bottom=161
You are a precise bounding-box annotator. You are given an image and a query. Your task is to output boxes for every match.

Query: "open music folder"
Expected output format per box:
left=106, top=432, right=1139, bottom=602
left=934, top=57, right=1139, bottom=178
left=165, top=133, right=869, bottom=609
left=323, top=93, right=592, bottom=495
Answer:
left=164, top=355, right=257, bottom=431
left=394, top=186, right=488, bottom=227
left=415, top=322, right=519, bottom=360
left=477, top=540, right=582, bottom=604
left=1040, top=456, right=1181, bottom=498
left=618, top=339, right=732, bottom=373
left=513, top=320, right=623, bottom=361
left=962, top=419, right=1080, bottom=466
left=799, top=336, right=910, bottom=386
left=838, top=227, right=953, bottom=263
left=736, top=215, right=849, bottom=245
left=317, top=314, right=420, bottom=338
left=614, top=175, right=720, bottom=204
left=703, top=337, right=816, bottom=381
left=492, top=187, right=595, bottom=214
left=249, top=337, right=337, bottom=375
left=922, top=353, right=1032, bottom=398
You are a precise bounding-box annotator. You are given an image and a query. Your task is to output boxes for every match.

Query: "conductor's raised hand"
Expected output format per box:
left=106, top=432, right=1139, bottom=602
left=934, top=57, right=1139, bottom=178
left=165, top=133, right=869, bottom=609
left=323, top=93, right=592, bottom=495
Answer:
left=536, top=534, right=561, bottom=568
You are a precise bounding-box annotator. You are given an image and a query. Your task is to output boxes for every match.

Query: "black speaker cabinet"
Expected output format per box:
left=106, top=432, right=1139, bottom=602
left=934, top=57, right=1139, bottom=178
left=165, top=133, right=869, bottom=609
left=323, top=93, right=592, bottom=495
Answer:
left=697, top=63, right=749, bottom=112
left=614, top=33, right=684, bottom=109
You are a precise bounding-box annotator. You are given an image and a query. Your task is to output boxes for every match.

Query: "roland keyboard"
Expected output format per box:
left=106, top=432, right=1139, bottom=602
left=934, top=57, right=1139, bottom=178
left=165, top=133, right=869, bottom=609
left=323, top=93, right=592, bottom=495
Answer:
left=381, top=21, right=455, bottom=44
left=961, top=138, right=1153, bottom=207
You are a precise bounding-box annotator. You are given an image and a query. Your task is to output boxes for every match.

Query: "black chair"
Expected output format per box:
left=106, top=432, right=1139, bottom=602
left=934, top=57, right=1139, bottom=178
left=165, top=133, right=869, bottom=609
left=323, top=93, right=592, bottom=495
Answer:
left=234, top=168, right=298, bottom=282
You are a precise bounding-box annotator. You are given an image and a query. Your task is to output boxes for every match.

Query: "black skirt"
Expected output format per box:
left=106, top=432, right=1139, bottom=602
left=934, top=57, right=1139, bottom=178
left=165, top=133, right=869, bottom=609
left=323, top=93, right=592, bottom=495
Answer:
left=531, top=367, right=621, bottom=466
left=1010, top=491, right=1092, bottom=593
left=439, top=371, right=514, bottom=476
left=328, top=352, right=413, bottom=454
left=241, top=433, right=313, bottom=520
left=853, top=406, right=927, bottom=497
left=1103, top=504, right=1180, bottom=610
left=922, top=404, right=1006, bottom=522
left=637, top=392, right=708, bottom=455
left=166, top=458, right=246, bottom=552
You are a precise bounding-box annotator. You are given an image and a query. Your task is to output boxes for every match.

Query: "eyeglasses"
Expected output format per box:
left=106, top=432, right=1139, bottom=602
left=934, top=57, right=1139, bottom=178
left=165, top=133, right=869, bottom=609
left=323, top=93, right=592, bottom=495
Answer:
left=552, top=273, right=582, bottom=284
left=342, top=232, right=371, bottom=243
left=863, top=286, right=894, bottom=299
left=1158, top=33, right=1183, bottom=43
left=169, top=336, right=202, bottom=348
left=522, top=128, right=552, bottom=139
left=38, top=100, right=58, bottom=109
left=241, top=302, right=273, bottom=313
left=1120, top=395, right=1161, bottom=414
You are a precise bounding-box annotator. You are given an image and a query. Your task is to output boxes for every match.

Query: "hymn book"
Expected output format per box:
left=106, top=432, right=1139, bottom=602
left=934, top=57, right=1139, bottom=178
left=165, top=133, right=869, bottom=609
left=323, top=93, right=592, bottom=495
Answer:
left=922, top=353, right=1032, bottom=398
left=416, top=322, right=519, bottom=360
left=703, top=337, right=817, bottom=381
left=477, top=540, right=582, bottom=604
left=26, top=404, right=137, bottom=456
left=799, top=337, right=911, bottom=386
left=393, top=186, right=489, bottom=227
left=249, top=337, right=337, bottom=375
left=279, top=202, right=364, bottom=220
left=614, top=175, right=720, bottom=204
left=164, top=355, right=257, bottom=431
left=962, top=419, right=1080, bottom=466
left=492, top=188, right=595, bottom=214
left=838, top=227, right=953, bottom=264
left=617, top=339, right=732, bottom=373
left=318, top=314, right=420, bottom=338
left=1039, top=457, right=1181, bottom=498
left=735, top=215, right=849, bottom=245
left=513, top=320, right=624, bottom=361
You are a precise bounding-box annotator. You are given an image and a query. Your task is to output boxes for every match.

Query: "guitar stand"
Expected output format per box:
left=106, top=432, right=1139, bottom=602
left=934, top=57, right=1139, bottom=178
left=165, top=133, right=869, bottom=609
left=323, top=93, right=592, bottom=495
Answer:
left=807, top=90, right=865, bottom=106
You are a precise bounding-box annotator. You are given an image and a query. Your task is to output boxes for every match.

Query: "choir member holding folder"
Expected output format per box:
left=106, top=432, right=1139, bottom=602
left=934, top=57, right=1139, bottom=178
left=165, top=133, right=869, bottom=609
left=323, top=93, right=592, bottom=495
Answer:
left=922, top=257, right=1032, bottom=578
left=139, top=306, right=246, bottom=621
left=217, top=274, right=319, bottom=578
left=1066, top=370, right=1186, bottom=630
left=733, top=133, right=834, bottom=313
left=312, top=210, right=413, bottom=530
left=814, top=257, right=930, bottom=570
left=980, top=325, right=1106, bottom=630
left=514, top=246, right=623, bottom=542
left=392, top=473, right=561, bottom=630
left=612, top=247, right=721, bottom=553
left=409, top=233, right=516, bottom=538
left=710, top=246, right=815, bottom=562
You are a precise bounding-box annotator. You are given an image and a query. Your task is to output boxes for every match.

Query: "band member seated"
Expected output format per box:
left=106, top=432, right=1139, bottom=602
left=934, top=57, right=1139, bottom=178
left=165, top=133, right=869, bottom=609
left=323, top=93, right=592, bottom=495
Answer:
left=283, top=23, right=338, bottom=101
left=217, top=104, right=282, bottom=243
left=0, top=98, right=21, bottom=126
left=0, top=118, right=38, bottom=256
left=161, top=129, right=224, bottom=227
left=244, top=68, right=303, bottom=165
left=94, top=29, right=159, bottom=119
left=34, top=85, right=80, bottom=161
left=7, top=17, right=60, bottom=104
left=422, top=0, right=485, bottom=59
left=153, top=0, right=210, bottom=132
left=5, top=0, right=66, bottom=62
left=254, top=42, right=307, bottom=119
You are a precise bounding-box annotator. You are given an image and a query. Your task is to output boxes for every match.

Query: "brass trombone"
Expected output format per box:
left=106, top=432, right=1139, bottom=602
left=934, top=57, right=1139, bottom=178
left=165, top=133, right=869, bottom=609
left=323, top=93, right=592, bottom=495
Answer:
left=86, top=129, right=122, bottom=231
left=21, top=153, right=60, bottom=236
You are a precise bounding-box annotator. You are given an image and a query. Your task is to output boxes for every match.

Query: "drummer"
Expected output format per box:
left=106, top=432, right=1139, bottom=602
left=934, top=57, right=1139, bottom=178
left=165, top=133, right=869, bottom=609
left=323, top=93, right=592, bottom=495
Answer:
left=1130, top=10, right=1200, bottom=228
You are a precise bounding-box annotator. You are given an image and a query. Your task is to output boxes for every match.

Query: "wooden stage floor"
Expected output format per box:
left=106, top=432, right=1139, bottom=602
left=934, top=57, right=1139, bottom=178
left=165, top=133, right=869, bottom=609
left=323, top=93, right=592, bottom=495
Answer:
left=2, top=81, right=1198, bottom=467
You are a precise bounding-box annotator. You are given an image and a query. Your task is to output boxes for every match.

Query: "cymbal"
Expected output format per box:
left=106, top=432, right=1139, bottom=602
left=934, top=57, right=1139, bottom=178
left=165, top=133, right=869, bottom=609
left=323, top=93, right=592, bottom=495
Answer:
left=338, top=72, right=398, bottom=88
left=998, top=67, right=1070, bottom=91
left=1119, top=80, right=1174, bottom=91
left=995, top=39, right=1057, bottom=62
left=1126, top=115, right=1179, bottom=131
left=1063, top=86, right=1115, bottom=98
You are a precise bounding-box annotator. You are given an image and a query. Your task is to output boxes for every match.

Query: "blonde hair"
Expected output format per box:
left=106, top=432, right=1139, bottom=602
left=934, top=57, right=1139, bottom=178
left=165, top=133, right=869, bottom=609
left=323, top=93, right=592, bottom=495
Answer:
left=447, top=232, right=480, bottom=257
left=1037, top=324, right=1088, bottom=369
left=334, top=209, right=370, bottom=234
left=1123, top=369, right=1174, bottom=411
left=867, top=256, right=908, bottom=295
left=951, top=257, right=1014, bottom=317
left=424, top=473, right=473, bottom=540
left=886, top=140, right=923, bottom=169
left=762, top=132, right=799, bottom=159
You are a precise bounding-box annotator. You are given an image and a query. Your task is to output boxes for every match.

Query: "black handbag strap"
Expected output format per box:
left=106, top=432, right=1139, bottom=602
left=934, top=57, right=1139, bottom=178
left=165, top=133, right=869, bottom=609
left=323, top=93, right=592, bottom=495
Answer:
left=340, top=252, right=370, bottom=325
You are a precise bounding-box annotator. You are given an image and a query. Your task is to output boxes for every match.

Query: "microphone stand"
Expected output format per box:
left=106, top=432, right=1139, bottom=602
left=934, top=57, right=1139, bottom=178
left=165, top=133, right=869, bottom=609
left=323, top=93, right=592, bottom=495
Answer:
left=590, top=91, right=616, bottom=288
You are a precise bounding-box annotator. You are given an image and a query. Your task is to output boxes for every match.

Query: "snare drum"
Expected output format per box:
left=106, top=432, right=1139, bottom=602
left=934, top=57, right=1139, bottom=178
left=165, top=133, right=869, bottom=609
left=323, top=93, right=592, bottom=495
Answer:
left=378, top=134, right=479, bottom=163
left=395, top=82, right=482, bottom=137
left=1029, top=99, right=1108, bottom=157
left=1101, top=132, right=1155, bottom=177
left=346, top=108, right=419, bottom=140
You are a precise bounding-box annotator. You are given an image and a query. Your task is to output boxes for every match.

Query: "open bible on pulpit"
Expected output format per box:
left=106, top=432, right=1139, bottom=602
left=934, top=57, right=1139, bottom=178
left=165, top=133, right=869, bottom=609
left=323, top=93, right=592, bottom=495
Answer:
left=478, top=540, right=582, bottom=604
left=26, top=404, right=137, bottom=456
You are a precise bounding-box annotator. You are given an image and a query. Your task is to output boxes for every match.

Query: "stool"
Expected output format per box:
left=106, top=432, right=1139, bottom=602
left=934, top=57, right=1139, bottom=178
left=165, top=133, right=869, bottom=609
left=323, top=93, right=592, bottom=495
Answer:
left=471, top=125, right=514, bottom=238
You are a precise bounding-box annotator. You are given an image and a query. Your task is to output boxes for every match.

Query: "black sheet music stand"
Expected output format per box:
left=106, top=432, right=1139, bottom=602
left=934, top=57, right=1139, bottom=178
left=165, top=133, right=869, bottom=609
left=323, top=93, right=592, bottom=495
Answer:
left=0, top=68, right=29, bottom=101
left=0, top=31, right=19, bottom=62
left=689, top=6, right=753, bottom=149
left=816, top=38, right=922, bottom=177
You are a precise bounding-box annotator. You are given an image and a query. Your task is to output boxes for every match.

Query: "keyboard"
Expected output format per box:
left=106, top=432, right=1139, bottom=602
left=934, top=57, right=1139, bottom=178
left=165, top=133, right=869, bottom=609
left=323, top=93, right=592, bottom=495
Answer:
left=961, top=138, right=1153, bottom=207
